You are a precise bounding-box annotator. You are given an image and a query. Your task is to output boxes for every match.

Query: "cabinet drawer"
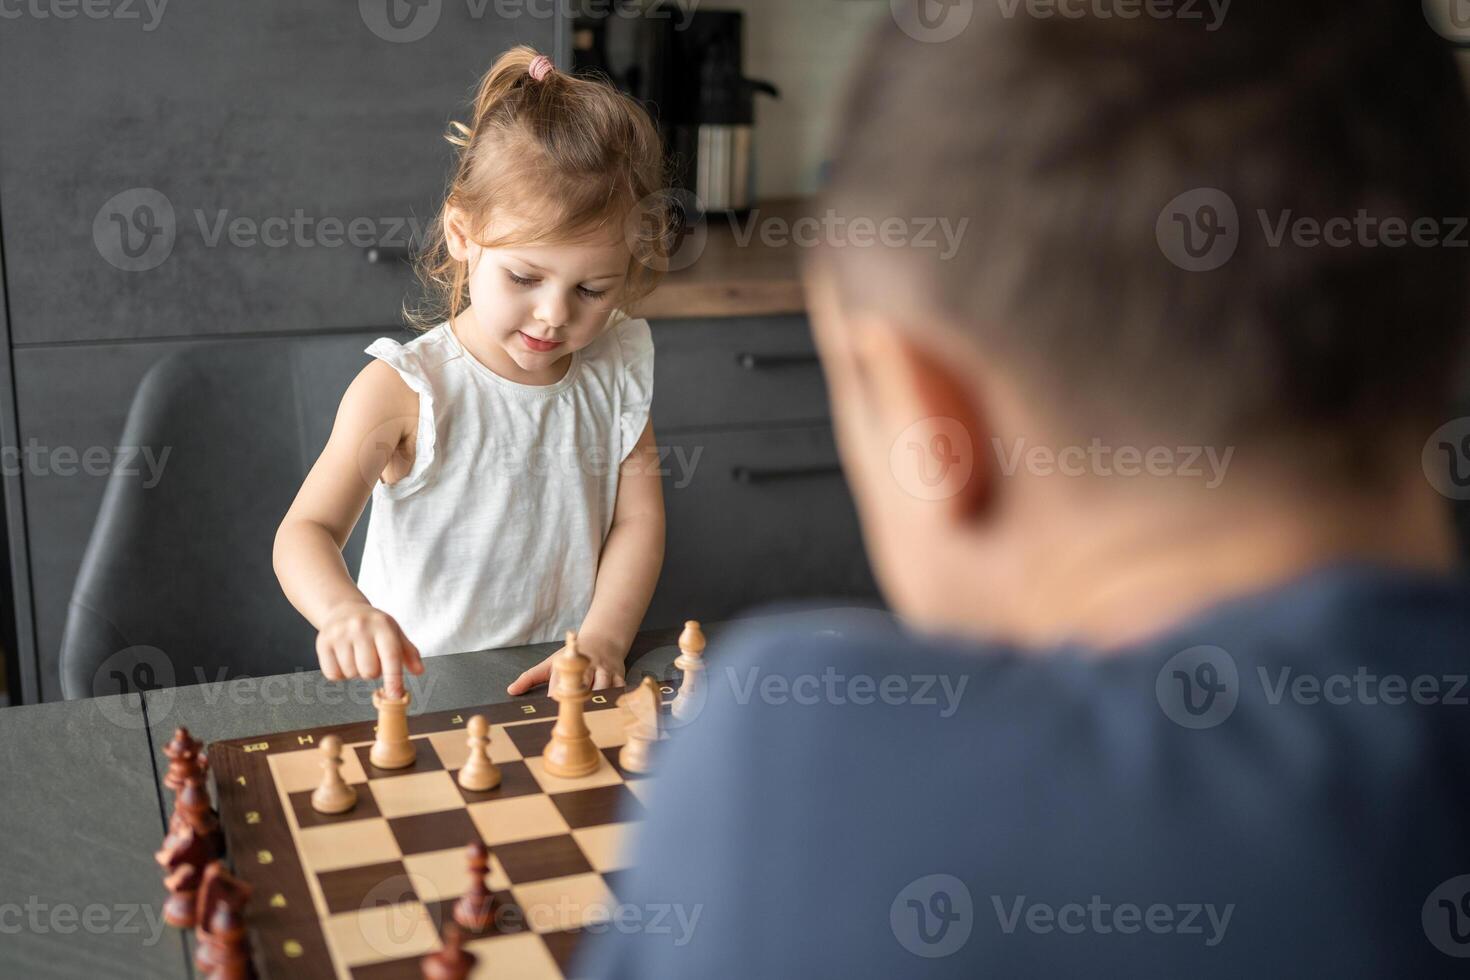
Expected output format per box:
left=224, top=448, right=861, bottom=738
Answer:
left=644, top=426, right=879, bottom=628
left=649, top=316, right=830, bottom=430
left=0, top=7, right=553, bottom=344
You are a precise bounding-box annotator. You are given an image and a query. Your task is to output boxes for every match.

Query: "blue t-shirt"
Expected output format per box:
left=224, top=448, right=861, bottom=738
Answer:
left=582, top=563, right=1470, bottom=978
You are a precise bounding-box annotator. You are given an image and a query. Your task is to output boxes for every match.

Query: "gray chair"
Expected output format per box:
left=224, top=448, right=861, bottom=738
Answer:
left=59, top=333, right=400, bottom=700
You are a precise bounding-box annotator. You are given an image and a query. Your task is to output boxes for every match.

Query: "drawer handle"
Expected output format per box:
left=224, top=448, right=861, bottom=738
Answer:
left=731, top=463, right=843, bottom=484
left=734, top=351, right=819, bottom=370
left=364, top=244, right=413, bottom=265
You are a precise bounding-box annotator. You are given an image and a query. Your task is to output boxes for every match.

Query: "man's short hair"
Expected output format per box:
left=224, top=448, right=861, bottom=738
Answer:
left=815, top=3, right=1470, bottom=476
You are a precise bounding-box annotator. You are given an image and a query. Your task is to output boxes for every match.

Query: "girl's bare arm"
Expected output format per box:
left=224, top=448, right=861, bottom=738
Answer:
left=272, top=360, right=424, bottom=695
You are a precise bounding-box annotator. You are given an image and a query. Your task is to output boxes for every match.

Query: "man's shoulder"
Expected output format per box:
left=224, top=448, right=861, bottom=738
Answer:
left=686, top=602, right=1048, bottom=745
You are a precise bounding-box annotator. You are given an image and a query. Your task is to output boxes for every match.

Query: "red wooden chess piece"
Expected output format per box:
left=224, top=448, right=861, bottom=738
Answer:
left=194, top=860, right=252, bottom=977
left=156, top=782, right=222, bottom=927
left=422, top=923, right=477, bottom=980
left=163, top=726, right=203, bottom=794
left=453, top=840, right=495, bottom=932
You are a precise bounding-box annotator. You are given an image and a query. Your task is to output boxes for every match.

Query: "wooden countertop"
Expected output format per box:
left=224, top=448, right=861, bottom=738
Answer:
left=631, top=198, right=810, bottom=320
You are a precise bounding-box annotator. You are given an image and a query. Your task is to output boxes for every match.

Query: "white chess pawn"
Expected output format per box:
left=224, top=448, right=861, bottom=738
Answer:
left=310, top=735, right=356, bottom=814
left=457, top=715, right=502, bottom=791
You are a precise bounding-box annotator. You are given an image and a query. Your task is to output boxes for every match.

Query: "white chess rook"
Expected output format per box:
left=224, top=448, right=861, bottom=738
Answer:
left=370, top=688, right=416, bottom=769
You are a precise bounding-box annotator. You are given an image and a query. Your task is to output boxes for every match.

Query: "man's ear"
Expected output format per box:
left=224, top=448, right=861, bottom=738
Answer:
left=851, top=317, right=993, bottom=525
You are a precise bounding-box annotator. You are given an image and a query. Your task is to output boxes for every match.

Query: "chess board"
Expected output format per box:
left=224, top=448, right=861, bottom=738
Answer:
left=207, top=682, right=676, bottom=979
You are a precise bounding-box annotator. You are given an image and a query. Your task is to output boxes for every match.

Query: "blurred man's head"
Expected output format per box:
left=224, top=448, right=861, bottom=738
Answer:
left=805, top=3, right=1470, bottom=641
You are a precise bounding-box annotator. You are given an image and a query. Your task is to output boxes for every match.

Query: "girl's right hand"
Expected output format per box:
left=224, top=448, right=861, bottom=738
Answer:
left=316, top=602, right=424, bottom=698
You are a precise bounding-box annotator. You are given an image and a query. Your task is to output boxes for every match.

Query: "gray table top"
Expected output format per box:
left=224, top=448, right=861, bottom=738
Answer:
left=0, top=612, right=821, bottom=980
left=0, top=695, right=189, bottom=980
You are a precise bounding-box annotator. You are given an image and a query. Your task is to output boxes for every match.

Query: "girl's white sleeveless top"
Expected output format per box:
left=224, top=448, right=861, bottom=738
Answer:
left=354, top=313, right=654, bottom=658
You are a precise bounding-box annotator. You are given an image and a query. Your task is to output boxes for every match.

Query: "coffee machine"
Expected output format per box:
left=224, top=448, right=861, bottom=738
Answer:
left=575, top=3, right=780, bottom=215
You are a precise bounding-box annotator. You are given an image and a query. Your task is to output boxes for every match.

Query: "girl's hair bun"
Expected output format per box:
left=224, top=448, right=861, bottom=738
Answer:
left=405, top=45, right=675, bottom=333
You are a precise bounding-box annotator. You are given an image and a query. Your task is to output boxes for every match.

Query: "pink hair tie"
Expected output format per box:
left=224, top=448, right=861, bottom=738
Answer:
left=528, top=55, right=554, bottom=82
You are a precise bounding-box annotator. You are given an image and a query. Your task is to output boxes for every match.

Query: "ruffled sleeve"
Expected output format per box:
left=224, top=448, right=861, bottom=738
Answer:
left=364, top=336, right=438, bottom=498
left=615, top=316, right=655, bottom=462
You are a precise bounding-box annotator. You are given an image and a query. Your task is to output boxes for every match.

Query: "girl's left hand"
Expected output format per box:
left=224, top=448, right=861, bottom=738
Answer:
left=507, top=635, right=626, bottom=695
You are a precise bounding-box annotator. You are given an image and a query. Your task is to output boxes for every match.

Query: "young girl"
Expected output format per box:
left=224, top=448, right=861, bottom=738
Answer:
left=274, top=47, right=672, bottom=698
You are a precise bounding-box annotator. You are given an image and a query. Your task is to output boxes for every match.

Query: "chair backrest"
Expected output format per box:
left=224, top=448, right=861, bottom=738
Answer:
left=59, top=332, right=401, bottom=699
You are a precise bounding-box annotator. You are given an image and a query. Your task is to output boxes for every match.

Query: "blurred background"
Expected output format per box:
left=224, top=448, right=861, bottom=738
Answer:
left=0, top=1, right=1467, bottom=706
left=0, top=0, right=893, bottom=705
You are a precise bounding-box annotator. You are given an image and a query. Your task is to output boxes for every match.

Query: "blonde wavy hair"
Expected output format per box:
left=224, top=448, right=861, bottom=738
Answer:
left=406, top=46, right=674, bottom=332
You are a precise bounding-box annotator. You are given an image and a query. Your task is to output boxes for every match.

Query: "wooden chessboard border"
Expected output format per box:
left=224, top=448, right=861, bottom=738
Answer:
left=207, top=683, right=665, bottom=979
